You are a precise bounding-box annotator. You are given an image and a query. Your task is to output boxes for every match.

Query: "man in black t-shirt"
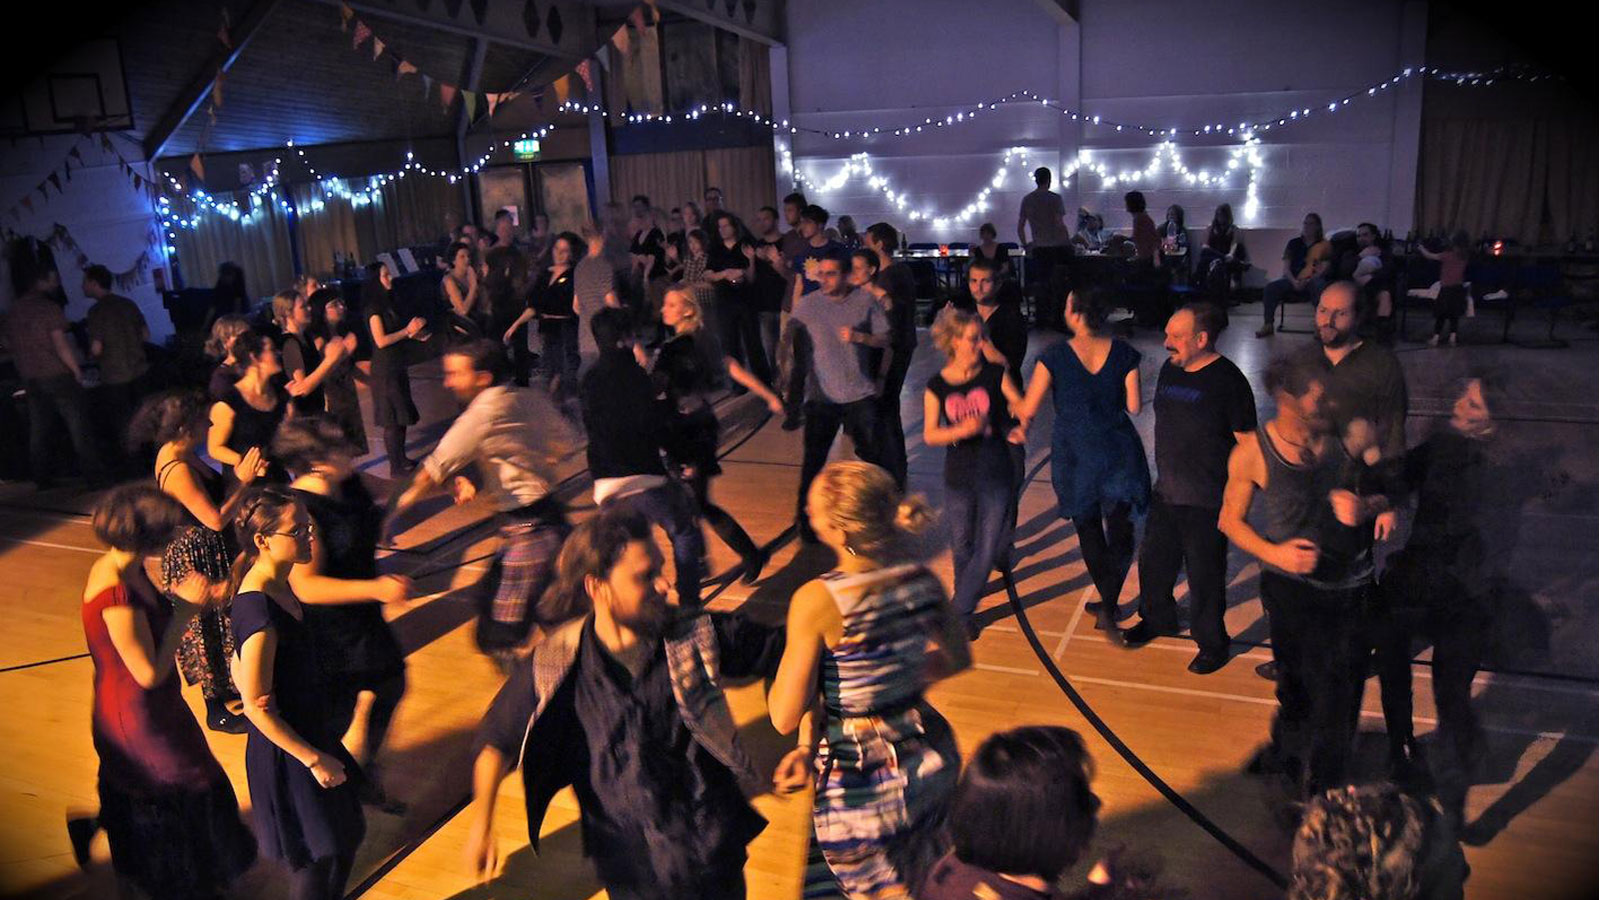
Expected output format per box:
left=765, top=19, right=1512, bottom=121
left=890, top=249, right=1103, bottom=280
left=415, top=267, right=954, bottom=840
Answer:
left=864, top=221, right=918, bottom=488
left=1122, top=303, right=1256, bottom=674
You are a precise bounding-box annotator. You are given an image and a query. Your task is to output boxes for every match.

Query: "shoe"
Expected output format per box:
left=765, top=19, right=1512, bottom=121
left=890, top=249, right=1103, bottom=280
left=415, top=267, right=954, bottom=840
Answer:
left=1427, top=334, right=1440, bottom=347
left=1254, top=660, right=1279, bottom=681
left=1187, top=651, right=1229, bottom=675
left=66, top=815, right=98, bottom=868
left=1244, top=743, right=1286, bottom=776
left=781, top=408, right=804, bottom=431
left=1094, top=608, right=1125, bottom=645
left=963, top=617, right=982, bottom=642
left=1255, top=323, right=1275, bottom=338
left=1121, top=620, right=1179, bottom=647
left=205, top=696, right=249, bottom=734
left=739, top=546, right=770, bottom=585
left=1388, top=739, right=1430, bottom=789
left=1448, top=333, right=1458, bottom=346
left=358, top=774, right=409, bottom=816
left=390, top=457, right=417, bottom=478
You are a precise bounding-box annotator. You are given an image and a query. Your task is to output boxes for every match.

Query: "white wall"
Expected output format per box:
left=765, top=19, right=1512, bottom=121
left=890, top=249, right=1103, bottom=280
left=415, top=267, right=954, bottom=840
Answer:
left=0, top=136, right=174, bottom=340
left=781, top=0, right=1426, bottom=259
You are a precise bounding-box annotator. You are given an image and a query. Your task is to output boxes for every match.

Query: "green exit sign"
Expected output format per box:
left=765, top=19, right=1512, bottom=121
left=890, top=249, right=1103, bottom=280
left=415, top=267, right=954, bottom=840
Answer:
left=513, top=139, right=542, bottom=160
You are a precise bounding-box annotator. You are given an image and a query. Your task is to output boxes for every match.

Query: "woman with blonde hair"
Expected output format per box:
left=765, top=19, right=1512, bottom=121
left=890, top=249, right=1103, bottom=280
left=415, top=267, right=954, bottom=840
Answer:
left=273, top=289, right=349, bottom=418
left=768, top=461, right=971, bottom=898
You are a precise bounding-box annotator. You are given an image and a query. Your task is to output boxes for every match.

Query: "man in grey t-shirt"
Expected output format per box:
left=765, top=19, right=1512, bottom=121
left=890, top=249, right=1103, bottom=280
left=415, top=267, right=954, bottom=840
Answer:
left=1018, top=167, right=1073, bottom=330
left=784, top=255, right=889, bottom=541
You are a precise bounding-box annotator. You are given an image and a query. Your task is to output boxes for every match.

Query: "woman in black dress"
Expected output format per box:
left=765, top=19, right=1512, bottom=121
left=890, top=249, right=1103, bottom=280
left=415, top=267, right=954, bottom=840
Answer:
left=705, top=213, right=772, bottom=386
left=308, top=288, right=367, bottom=453
left=503, top=232, right=581, bottom=399
left=1199, top=203, right=1247, bottom=302
left=630, top=203, right=669, bottom=317
left=363, top=262, right=428, bottom=477
left=654, top=286, right=784, bottom=584
left=204, top=314, right=253, bottom=400
left=275, top=417, right=410, bottom=811
left=131, top=390, right=267, bottom=733
left=970, top=222, right=1013, bottom=280
left=275, top=290, right=351, bottom=420
left=208, top=329, right=290, bottom=487
left=232, top=485, right=367, bottom=900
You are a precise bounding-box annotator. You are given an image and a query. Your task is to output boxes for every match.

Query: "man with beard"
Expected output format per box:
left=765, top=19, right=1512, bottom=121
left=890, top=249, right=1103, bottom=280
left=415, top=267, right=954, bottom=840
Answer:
left=386, top=340, right=579, bottom=657
left=1219, top=354, right=1392, bottom=798
left=464, top=507, right=786, bottom=898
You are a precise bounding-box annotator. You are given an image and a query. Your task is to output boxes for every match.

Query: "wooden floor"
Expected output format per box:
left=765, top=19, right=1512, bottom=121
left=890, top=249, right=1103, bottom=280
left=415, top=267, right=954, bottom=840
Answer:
left=1, top=304, right=1595, bottom=900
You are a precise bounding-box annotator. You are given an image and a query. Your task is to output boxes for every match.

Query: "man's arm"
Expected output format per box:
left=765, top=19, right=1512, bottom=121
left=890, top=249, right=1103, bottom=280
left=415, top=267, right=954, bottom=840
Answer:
left=50, top=328, right=83, bottom=381
left=1218, top=436, right=1317, bottom=575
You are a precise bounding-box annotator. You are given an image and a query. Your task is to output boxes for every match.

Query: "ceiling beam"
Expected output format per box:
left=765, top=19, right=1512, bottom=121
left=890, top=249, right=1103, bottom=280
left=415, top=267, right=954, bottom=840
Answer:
left=654, top=0, right=784, bottom=46
left=143, top=0, right=282, bottom=161
left=305, top=0, right=587, bottom=60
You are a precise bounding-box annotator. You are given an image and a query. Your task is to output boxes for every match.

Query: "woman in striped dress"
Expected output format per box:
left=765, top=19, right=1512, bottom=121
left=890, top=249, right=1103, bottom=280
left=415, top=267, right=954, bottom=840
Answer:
left=769, top=461, right=972, bottom=899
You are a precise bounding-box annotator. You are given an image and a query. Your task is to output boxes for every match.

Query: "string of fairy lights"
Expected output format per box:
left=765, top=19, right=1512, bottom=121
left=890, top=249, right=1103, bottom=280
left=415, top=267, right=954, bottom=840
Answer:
left=155, top=62, right=1548, bottom=240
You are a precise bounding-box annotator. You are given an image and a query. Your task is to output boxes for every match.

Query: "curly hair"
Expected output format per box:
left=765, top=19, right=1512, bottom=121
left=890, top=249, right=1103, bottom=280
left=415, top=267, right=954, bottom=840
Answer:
left=930, top=306, right=982, bottom=358
left=807, top=461, right=933, bottom=560
left=127, top=389, right=210, bottom=451
left=1290, top=784, right=1429, bottom=900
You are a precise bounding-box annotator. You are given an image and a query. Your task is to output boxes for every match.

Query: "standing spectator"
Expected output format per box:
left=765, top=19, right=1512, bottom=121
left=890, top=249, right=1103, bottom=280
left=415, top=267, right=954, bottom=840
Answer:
left=581, top=306, right=707, bottom=606
left=204, top=314, right=253, bottom=400
left=443, top=241, right=484, bottom=341
left=2, top=238, right=109, bottom=488
left=1257, top=213, right=1332, bottom=337
left=484, top=213, right=532, bottom=384
left=231, top=485, right=367, bottom=900
left=1120, top=303, right=1256, bottom=674
left=835, top=214, right=862, bottom=252
left=629, top=199, right=669, bottom=317
left=309, top=289, right=367, bottom=453
left=654, top=287, right=784, bottom=584
left=1418, top=231, right=1470, bottom=347
left=1219, top=354, right=1390, bottom=797
left=526, top=212, right=554, bottom=271
left=83, top=264, right=150, bottom=471
left=276, top=418, right=411, bottom=812
left=750, top=205, right=789, bottom=367
left=213, top=261, right=250, bottom=316
left=924, top=307, right=1024, bottom=637
left=922, top=727, right=1101, bottom=900
left=207, top=330, right=289, bottom=487
left=784, top=255, right=889, bottom=542
left=1018, top=167, right=1073, bottom=329
left=970, top=222, right=1013, bottom=279
left=575, top=223, right=621, bottom=370
left=387, top=341, right=578, bottom=658
left=864, top=222, right=920, bottom=489
left=788, top=204, right=848, bottom=311
left=769, top=461, right=969, bottom=898
left=1199, top=203, right=1247, bottom=303
left=1126, top=191, right=1161, bottom=270
left=703, top=185, right=725, bottom=216
left=70, top=486, right=257, bottom=899
left=364, top=262, right=428, bottom=477
left=706, top=213, right=771, bottom=385
left=1014, top=288, right=1150, bottom=634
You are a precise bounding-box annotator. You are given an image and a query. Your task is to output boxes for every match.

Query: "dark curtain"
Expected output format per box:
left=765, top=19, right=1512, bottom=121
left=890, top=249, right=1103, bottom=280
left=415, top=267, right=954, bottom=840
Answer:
left=1417, top=117, right=1599, bottom=244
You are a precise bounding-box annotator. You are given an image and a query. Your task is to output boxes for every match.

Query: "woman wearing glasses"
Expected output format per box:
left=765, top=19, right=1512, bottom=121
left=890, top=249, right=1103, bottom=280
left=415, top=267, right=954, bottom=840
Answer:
left=231, top=485, right=366, bottom=900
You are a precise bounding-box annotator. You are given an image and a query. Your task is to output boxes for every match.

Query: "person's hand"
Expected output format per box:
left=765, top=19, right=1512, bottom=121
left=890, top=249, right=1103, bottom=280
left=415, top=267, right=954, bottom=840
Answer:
left=305, top=751, right=347, bottom=789
left=764, top=394, right=784, bottom=416
left=324, top=336, right=349, bottom=361
left=373, top=575, right=411, bottom=605
left=234, top=447, right=267, bottom=484
left=1328, top=489, right=1362, bottom=527
left=955, top=415, right=986, bottom=439
left=405, top=317, right=427, bottom=337
left=772, top=746, right=814, bottom=795
left=285, top=377, right=311, bottom=397
left=451, top=476, right=477, bottom=506
left=1373, top=510, right=1398, bottom=542
left=836, top=326, right=855, bottom=344
left=167, top=570, right=215, bottom=611
left=502, top=327, right=518, bottom=346
left=678, top=464, right=698, bottom=481
left=465, top=817, right=500, bottom=883
left=1270, top=538, right=1320, bottom=575
left=1006, top=424, right=1028, bottom=445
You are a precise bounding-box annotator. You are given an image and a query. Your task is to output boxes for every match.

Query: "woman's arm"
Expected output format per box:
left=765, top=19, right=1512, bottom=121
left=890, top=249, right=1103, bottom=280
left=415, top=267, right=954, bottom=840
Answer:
left=234, top=629, right=347, bottom=785
left=444, top=277, right=471, bottom=318
left=102, top=598, right=198, bottom=689
left=288, top=527, right=409, bottom=605
left=369, top=313, right=421, bottom=350
left=923, top=388, right=984, bottom=447
left=207, top=401, right=243, bottom=467
left=503, top=308, right=536, bottom=343
left=767, top=582, right=837, bottom=734
left=726, top=357, right=783, bottom=414
left=288, top=338, right=348, bottom=397
left=1124, top=365, right=1142, bottom=417
left=1014, top=360, right=1053, bottom=422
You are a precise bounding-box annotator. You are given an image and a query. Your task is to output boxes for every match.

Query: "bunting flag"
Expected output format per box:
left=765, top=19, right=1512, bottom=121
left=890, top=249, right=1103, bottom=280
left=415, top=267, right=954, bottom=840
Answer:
left=21, top=196, right=33, bottom=213
left=575, top=59, right=593, bottom=92
left=439, top=82, right=457, bottom=110
left=463, top=90, right=477, bottom=120
left=218, top=23, right=232, bottom=47
left=612, top=24, right=632, bottom=57
left=38, top=184, right=49, bottom=200
left=47, top=172, right=61, bottom=193
left=595, top=49, right=610, bottom=73
left=629, top=6, right=646, bottom=30
left=68, top=146, right=83, bottom=163
left=552, top=75, right=571, bottom=104
left=486, top=92, right=501, bottom=116
left=189, top=154, right=205, bottom=181
left=422, top=73, right=434, bottom=98
left=211, top=71, right=226, bottom=109
left=372, top=37, right=386, bottom=61
left=340, top=1, right=354, bottom=31
left=397, top=59, right=418, bottom=78
left=353, top=20, right=372, bottom=50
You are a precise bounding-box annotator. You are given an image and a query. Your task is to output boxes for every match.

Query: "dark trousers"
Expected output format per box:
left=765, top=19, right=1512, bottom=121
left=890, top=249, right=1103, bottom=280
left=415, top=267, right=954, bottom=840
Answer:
left=1030, top=245, right=1073, bottom=329
left=686, top=468, right=761, bottom=564
left=1072, top=501, right=1135, bottom=608
left=605, top=482, right=707, bottom=606
left=1262, top=276, right=1327, bottom=326
left=95, top=374, right=150, bottom=475
left=948, top=468, right=1015, bottom=617
left=1135, top=498, right=1231, bottom=655
left=876, top=348, right=913, bottom=489
left=539, top=320, right=580, bottom=398
left=503, top=321, right=534, bottom=386
left=1259, top=571, right=1372, bottom=796
left=717, top=287, right=773, bottom=385
left=25, top=373, right=108, bottom=487
left=796, top=398, right=882, bottom=534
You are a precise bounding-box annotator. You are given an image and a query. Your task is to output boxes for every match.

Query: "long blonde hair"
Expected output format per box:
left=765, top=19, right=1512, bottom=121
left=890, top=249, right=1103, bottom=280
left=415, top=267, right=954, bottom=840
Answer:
left=809, top=461, right=933, bottom=560
left=665, top=286, right=706, bottom=334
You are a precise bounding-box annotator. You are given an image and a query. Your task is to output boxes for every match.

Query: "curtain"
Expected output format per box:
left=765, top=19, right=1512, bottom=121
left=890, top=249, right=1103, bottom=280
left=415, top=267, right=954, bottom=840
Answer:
left=1417, top=117, right=1599, bottom=244
left=737, top=38, right=771, bottom=116
left=172, top=200, right=295, bottom=298
left=611, top=145, right=776, bottom=226
left=704, top=146, right=776, bottom=222
left=291, top=177, right=463, bottom=278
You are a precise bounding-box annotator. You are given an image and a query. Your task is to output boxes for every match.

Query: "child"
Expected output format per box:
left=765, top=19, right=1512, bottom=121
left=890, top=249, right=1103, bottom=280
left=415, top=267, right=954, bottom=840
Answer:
left=1419, top=231, right=1470, bottom=346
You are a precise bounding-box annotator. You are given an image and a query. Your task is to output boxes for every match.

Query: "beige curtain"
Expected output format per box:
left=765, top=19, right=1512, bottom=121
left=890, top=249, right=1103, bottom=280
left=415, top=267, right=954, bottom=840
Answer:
left=1417, top=118, right=1599, bottom=244
left=172, top=200, right=295, bottom=298
left=611, top=145, right=775, bottom=225
left=291, top=177, right=463, bottom=278
left=737, top=38, right=771, bottom=116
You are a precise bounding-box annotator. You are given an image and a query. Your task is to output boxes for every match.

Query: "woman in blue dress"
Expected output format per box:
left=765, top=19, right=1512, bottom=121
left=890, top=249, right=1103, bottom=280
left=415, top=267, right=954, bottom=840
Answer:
left=1014, top=287, right=1150, bottom=634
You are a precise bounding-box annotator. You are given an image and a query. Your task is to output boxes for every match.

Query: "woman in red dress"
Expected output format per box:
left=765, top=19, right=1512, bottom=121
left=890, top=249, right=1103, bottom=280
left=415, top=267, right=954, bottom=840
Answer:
left=70, top=486, right=257, bottom=898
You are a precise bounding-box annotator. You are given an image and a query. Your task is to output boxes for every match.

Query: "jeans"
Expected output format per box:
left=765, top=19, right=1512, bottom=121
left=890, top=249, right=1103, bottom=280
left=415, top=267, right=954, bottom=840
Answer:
left=25, top=373, right=108, bottom=487
left=1072, top=501, right=1135, bottom=609
left=1259, top=570, right=1372, bottom=796
left=947, top=468, right=1015, bottom=617
left=605, top=482, right=707, bottom=606
left=876, top=348, right=913, bottom=489
left=758, top=311, right=781, bottom=374
left=539, top=319, right=580, bottom=398
left=1135, top=498, right=1231, bottom=655
left=1262, top=276, right=1327, bottom=326
left=796, top=398, right=882, bottom=535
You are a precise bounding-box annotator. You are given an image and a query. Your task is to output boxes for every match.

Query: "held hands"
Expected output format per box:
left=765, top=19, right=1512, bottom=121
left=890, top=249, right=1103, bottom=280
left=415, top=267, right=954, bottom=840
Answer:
left=405, top=317, right=428, bottom=338
left=306, top=751, right=347, bottom=789
left=1327, top=489, right=1362, bottom=527
left=1272, top=538, right=1320, bottom=576
left=772, top=746, right=814, bottom=795
left=836, top=326, right=856, bottom=344
left=955, top=415, right=987, bottom=440
left=372, top=575, right=412, bottom=606
left=451, top=476, right=477, bottom=506
left=234, top=447, right=267, bottom=484
left=1373, top=510, right=1398, bottom=542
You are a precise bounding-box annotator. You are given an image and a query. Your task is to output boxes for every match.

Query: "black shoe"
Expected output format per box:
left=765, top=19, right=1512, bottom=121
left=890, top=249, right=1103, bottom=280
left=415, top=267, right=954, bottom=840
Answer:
left=781, top=409, right=804, bottom=431
left=739, top=546, right=770, bottom=585
left=1254, top=660, right=1279, bottom=681
left=66, top=815, right=98, bottom=868
left=1122, top=620, right=1179, bottom=647
left=358, top=772, right=409, bottom=816
left=390, top=457, right=417, bottom=479
left=205, top=696, right=248, bottom=734
left=1244, top=743, right=1286, bottom=776
left=1094, top=608, right=1125, bottom=645
left=1187, top=651, right=1229, bottom=675
left=1084, top=599, right=1105, bottom=614
left=963, top=617, right=982, bottom=642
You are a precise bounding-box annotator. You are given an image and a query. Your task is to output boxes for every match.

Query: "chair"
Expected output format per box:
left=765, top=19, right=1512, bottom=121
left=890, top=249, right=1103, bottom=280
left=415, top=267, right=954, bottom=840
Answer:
left=1512, top=264, right=1571, bottom=348
left=1396, top=256, right=1441, bottom=340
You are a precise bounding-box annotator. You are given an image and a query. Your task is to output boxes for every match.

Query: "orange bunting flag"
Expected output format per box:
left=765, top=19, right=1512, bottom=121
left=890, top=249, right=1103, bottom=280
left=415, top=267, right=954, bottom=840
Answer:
left=440, top=83, right=457, bottom=110
left=576, top=59, right=594, bottom=92
left=463, top=91, right=477, bottom=120
left=486, top=92, right=501, bottom=117
left=340, top=1, right=354, bottom=31
left=552, top=76, right=571, bottom=104
left=397, top=59, right=418, bottom=79
left=211, top=71, right=226, bottom=108
left=353, top=20, right=372, bottom=50
left=372, top=37, right=386, bottom=61
left=612, top=26, right=631, bottom=57
left=189, top=154, right=205, bottom=182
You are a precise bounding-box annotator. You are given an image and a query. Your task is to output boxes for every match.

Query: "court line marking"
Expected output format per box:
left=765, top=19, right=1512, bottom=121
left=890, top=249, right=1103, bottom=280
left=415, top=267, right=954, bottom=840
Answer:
left=0, top=536, right=102, bottom=555
left=975, top=662, right=1040, bottom=676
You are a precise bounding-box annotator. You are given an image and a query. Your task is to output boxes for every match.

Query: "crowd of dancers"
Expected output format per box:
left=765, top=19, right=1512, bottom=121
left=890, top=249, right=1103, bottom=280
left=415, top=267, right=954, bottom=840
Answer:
left=8, top=181, right=1537, bottom=900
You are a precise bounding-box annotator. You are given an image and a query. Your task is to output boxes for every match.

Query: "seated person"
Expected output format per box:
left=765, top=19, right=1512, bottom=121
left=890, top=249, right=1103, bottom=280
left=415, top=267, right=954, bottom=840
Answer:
left=1074, top=211, right=1109, bottom=252
left=1256, top=212, right=1332, bottom=337
left=971, top=222, right=1013, bottom=279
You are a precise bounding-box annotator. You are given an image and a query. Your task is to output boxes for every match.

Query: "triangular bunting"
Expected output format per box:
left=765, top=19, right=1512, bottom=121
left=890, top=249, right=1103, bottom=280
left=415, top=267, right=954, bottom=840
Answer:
left=612, top=26, right=631, bottom=57
left=422, top=73, right=434, bottom=99
left=439, top=83, right=457, bottom=110
left=463, top=90, right=477, bottom=120
left=486, top=92, right=500, bottom=117
left=397, top=59, right=418, bottom=79
left=575, top=59, right=593, bottom=92
left=211, top=71, right=226, bottom=109
left=132, top=173, right=143, bottom=191
left=38, top=184, right=48, bottom=200
left=217, top=24, right=232, bottom=47
left=353, top=20, right=372, bottom=50
left=372, top=37, right=386, bottom=61
left=68, top=146, right=83, bottom=163
left=629, top=6, right=646, bottom=30
left=340, top=1, right=354, bottom=30
left=47, top=172, right=61, bottom=192
left=189, top=154, right=205, bottom=181
left=100, top=134, right=115, bottom=153
left=553, top=75, right=570, bottom=104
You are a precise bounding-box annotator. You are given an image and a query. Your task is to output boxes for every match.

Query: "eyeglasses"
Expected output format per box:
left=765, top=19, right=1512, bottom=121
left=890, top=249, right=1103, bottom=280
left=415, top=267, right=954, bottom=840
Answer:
left=265, top=523, right=317, bottom=539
